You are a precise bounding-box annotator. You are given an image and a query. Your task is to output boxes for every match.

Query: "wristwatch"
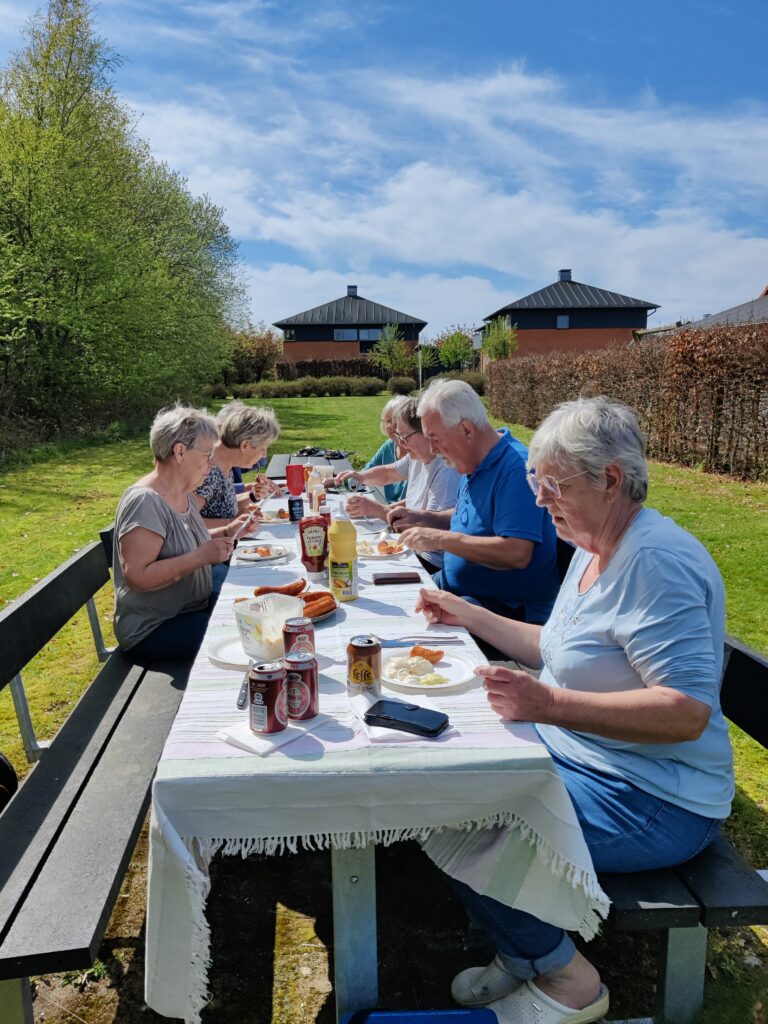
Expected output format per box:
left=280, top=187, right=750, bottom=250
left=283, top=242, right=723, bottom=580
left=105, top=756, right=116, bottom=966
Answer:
left=249, top=489, right=258, bottom=503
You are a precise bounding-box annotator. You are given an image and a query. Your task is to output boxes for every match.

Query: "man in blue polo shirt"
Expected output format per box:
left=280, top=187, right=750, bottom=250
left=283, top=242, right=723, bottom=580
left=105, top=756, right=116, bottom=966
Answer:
left=390, top=379, right=559, bottom=624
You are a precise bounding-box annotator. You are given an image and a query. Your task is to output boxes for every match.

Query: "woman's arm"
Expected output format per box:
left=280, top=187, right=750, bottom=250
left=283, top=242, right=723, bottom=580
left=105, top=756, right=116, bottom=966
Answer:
left=119, top=527, right=233, bottom=592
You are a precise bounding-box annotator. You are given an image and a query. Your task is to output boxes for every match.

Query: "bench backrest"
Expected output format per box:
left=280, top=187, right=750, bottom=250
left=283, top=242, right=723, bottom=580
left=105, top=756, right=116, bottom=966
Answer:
left=721, top=635, right=768, bottom=749
left=0, top=541, right=110, bottom=691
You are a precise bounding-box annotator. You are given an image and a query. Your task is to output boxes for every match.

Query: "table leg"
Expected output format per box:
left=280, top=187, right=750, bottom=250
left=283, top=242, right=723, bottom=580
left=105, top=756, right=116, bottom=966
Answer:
left=331, top=844, right=378, bottom=1023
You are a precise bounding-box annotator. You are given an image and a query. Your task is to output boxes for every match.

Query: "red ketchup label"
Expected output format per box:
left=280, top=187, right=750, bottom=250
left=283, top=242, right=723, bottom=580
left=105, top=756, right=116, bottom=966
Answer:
left=299, top=515, right=328, bottom=575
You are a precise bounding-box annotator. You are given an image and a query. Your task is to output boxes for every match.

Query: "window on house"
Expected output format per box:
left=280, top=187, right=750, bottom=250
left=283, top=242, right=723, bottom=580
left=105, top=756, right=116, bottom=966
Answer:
left=334, top=329, right=357, bottom=340
left=556, top=315, right=570, bottom=329
left=283, top=329, right=295, bottom=341
left=358, top=328, right=382, bottom=341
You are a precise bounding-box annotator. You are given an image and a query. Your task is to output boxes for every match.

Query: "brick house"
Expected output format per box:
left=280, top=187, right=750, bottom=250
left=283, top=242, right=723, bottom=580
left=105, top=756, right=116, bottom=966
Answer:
left=482, top=269, right=659, bottom=358
left=273, top=285, right=428, bottom=361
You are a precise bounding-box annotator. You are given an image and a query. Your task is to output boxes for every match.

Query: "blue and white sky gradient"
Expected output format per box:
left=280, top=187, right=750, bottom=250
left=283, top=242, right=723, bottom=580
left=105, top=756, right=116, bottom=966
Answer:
left=1, top=0, right=767, bottom=335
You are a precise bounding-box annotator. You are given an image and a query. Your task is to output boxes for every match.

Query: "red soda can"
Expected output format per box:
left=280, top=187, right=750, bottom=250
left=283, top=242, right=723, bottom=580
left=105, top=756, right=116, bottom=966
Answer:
left=284, top=652, right=319, bottom=720
left=248, top=661, right=288, bottom=734
left=283, top=616, right=315, bottom=657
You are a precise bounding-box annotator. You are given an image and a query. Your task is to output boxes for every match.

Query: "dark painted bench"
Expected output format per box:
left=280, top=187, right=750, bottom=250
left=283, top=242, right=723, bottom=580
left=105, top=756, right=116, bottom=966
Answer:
left=600, top=636, right=768, bottom=1023
left=0, top=532, right=191, bottom=1023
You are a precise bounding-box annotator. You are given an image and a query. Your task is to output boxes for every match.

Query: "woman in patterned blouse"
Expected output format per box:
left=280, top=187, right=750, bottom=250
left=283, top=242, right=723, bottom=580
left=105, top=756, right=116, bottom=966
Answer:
left=195, top=402, right=280, bottom=526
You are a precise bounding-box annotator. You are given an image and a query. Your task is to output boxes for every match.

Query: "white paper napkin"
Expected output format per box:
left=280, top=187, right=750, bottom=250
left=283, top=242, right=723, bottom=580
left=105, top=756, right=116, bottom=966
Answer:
left=217, top=713, right=332, bottom=756
left=348, top=692, right=458, bottom=743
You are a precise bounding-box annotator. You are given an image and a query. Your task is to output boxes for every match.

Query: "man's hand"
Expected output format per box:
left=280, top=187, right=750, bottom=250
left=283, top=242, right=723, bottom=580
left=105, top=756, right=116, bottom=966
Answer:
left=345, top=494, right=383, bottom=519
left=398, top=526, right=445, bottom=553
left=388, top=506, right=425, bottom=532
left=335, top=469, right=362, bottom=486
left=478, top=665, right=554, bottom=724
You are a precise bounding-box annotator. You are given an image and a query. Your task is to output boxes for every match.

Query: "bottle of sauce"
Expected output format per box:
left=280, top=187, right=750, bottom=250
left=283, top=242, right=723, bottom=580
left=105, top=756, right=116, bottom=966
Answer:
left=285, top=464, right=305, bottom=523
left=306, top=468, right=323, bottom=511
left=298, top=514, right=328, bottom=582
left=328, top=516, right=359, bottom=601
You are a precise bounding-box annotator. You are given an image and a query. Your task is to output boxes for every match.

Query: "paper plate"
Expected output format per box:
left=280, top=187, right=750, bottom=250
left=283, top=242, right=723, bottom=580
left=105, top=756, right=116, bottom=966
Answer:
left=381, top=651, right=481, bottom=693
left=236, top=543, right=289, bottom=563
left=208, top=634, right=251, bottom=671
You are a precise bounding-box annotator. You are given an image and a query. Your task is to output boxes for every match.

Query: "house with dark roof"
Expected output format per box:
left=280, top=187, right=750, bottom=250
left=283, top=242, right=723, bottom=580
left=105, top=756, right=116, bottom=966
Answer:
left=273, top=285, right=428, bottom=361
left=482, top=269, right=659, bottom=357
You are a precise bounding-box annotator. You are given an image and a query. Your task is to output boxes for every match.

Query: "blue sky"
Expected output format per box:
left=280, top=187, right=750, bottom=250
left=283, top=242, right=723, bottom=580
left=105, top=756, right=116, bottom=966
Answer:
left=1, top=0, right=767, bottom=335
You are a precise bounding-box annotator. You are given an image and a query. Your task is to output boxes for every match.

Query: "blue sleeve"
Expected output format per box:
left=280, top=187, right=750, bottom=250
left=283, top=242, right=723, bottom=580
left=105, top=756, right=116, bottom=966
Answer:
left=491, top=453, right=546, bottom=543
left=612, top=549, right=721, bottom=706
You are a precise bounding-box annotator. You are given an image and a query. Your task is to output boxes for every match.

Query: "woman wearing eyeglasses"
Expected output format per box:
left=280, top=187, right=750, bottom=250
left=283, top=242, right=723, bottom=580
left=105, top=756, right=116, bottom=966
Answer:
left=113, top=405, right=253, bottom=659
left=416, top=397, right=733, bottom=1024
left=335, top=397, right=460, bottom=571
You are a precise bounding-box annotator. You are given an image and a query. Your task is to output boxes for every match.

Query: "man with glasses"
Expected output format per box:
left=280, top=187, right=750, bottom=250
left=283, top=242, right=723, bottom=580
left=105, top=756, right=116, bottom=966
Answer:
left=334, top=398, right=460, bottom=572
left=391, top=379, right=559, bottom=632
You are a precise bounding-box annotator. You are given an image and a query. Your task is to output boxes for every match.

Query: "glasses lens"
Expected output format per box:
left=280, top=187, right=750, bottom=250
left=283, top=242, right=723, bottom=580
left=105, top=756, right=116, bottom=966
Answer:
left=540, top=476, right=560, bottom=497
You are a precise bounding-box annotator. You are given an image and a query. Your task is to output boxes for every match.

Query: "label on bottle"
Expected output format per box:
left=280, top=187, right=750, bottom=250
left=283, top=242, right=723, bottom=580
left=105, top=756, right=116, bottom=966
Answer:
left=302, top=524, right=326, bottom=558
left=330, top=558, right=358, bottom=600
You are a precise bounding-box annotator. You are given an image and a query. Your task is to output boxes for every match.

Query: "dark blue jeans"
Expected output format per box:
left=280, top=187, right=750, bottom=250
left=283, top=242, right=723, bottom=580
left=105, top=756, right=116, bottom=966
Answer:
left=126, top=562, right=228, bottom=661
left=449, top=749, right=722, bottom=979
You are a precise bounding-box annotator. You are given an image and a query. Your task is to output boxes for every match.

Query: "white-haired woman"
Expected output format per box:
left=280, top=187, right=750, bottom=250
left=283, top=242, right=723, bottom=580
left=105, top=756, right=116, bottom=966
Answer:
left=114, top=406, right=253, bottom=659
left=196, top=401, right=281, bottom=526
left=416, top=397, right=733, bottom=1024
left=362, top=395, right=408, bottom=503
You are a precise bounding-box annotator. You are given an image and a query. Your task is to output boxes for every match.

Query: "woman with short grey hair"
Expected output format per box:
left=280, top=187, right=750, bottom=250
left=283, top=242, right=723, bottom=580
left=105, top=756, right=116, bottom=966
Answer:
left=114, top=405, right=252, bottom=659
left=196, top=401, right=281, bottom=526
left=362, top=395, right=408, bottom=503
left=416, top=396, right=733, bottom=1024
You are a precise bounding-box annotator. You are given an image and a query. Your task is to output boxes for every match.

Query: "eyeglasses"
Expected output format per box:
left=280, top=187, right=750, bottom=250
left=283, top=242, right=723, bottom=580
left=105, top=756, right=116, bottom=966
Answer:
left=188, top=445, right=216, bottom=462
left=395, top=430, right=420, bottom=444
left=526, top=469, right=589, bottom=499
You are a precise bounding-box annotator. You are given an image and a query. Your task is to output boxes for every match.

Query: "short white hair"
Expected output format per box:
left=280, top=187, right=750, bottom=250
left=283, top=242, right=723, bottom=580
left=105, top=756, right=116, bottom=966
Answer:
left=216, top=401, right=280, bottom=449
left=149, top=404, right=218, bottom=461
left=528, top=397, right=648, bottom=502
left=380, top=395, right=407, bottom=434
left=417, top=378, right=488, bottom=428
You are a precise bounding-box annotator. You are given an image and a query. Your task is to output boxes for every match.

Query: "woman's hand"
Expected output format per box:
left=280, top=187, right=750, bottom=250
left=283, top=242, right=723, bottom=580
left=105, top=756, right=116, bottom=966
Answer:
left=225, top=512, right=260, bottom=539
left=198, top=534, right=236, bottom=565
left=478, top=665, right=554, bottom=724
left=415, top=588, right=468, bottom=626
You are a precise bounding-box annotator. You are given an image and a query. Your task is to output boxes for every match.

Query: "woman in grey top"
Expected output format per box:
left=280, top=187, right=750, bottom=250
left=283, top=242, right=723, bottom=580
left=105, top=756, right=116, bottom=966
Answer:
left=195, top=402, right=281, bottom=525
left=114, top=405, right=253, bottom=658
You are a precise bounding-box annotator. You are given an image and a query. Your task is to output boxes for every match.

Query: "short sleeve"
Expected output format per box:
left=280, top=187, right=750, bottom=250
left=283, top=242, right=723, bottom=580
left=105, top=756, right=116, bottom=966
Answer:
left=390, top=455, right=411, bottom=479
left=490, top=454, right=546, bottom=543
left=117, top=489, right=167, bottom=543
left=612, top=549, right=722, bottom=706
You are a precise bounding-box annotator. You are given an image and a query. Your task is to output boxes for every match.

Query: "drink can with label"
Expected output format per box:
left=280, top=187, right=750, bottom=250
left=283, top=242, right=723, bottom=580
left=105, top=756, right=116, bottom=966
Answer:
left=288, top=495, right=304, bottom=523
left=283, top=616, right=315, bottom=657
left=346, top=635, right=382, bottom=697
left=248, top=661, right=288, bottom=734
left=284, top=652, right=319, bottom=720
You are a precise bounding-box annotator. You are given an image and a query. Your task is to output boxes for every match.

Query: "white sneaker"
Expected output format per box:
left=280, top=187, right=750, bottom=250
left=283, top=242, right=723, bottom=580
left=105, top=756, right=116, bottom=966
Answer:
left=451, top=954, right=523, bottom=1006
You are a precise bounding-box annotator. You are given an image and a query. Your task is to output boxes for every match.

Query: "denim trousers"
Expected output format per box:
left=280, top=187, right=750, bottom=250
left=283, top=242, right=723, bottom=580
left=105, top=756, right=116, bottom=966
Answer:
left=448, top=748, right=722, bottom=979
left=126, top=561, right=229, bottom=661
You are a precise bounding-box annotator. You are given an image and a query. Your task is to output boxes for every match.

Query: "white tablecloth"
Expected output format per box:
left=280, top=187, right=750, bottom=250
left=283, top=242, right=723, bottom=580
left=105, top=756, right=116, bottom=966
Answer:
left=144, top=499, right=609, bottom=1022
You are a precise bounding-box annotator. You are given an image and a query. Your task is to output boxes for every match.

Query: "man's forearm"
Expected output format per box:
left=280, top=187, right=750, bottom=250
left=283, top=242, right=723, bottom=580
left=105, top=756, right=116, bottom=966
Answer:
left=440, top=533, right=534, bottom=569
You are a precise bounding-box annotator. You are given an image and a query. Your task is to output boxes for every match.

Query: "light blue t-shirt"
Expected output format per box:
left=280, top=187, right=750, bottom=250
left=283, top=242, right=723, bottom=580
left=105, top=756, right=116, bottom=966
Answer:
left=537, top=507, right=734, bottom=820
left=441, top=428, right=559, bottom=623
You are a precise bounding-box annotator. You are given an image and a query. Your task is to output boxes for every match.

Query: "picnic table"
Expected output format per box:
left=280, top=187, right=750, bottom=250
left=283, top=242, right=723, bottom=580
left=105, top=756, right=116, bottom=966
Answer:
left=143, top=494, right=609, bottom=1024
left=266, top=451, right=354, bottom=479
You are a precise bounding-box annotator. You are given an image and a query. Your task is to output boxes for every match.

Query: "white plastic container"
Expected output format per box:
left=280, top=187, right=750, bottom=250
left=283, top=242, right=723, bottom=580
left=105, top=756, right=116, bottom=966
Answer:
left=233, top=593, right=303, bottom=660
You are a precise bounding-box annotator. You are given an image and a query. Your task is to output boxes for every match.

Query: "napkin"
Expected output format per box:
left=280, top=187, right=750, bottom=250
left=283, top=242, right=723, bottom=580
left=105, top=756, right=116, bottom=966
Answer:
left=217, top=713, right=332, bottom=756
left=348, top=692, right=458, bottom=743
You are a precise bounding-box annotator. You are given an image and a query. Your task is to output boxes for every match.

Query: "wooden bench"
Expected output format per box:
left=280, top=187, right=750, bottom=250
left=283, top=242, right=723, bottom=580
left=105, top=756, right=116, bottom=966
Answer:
left=0, top=533, right=192, bottom=1023
left=601, top=635, right=768, bottom=1024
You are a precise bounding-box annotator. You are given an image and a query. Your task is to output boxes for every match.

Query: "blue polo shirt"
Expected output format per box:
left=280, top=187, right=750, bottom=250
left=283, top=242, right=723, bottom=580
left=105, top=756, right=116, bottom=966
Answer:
left=441, top=428, right=559, bottom=623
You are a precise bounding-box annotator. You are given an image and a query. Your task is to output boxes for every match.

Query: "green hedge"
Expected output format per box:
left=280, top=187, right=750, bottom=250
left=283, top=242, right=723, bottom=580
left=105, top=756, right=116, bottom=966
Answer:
left=276, top=358, right=388, bottom=380
left=387, top=376, right=417, bottom=394
left=227, top=376, right=384, bottom=398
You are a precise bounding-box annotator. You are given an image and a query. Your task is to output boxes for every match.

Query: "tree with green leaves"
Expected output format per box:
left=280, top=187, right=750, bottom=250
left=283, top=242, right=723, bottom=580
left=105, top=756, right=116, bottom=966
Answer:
left=367, top=323, right=416, bottom=376
left=436, top=326, right=474, bottom=370
left=482, top=316, right=518, bottom=362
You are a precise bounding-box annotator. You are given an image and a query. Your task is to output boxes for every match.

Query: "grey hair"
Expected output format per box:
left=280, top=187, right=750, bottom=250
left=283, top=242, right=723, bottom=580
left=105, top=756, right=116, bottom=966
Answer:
left=416, top=378, right=488, bottom=428
left=149, top=404, right=219, bottom=461
left=528, top=397, right=648, bottom=501
left=380, top=395, right=407, bottom=433
left=216, top=401, right=280, bottom=450
left=396, top=397, right=422, bottom=434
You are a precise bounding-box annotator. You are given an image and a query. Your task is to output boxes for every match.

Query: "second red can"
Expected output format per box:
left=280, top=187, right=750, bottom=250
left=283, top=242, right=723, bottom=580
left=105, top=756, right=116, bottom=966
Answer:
left=284, top=651, right=319, bottom=720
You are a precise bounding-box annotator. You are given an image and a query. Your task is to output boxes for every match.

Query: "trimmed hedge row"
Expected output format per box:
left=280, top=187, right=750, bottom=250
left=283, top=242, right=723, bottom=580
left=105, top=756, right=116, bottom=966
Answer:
left=229, top=376, right=384, bottom=398
left=276, top=358, right=389, bottom=381
left=487, top=324, right=768, bottom=479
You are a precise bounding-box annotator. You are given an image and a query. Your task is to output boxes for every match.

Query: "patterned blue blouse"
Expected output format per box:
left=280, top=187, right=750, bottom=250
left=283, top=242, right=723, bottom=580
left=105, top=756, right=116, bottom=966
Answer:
left=195, top=464, right=237, bottom=519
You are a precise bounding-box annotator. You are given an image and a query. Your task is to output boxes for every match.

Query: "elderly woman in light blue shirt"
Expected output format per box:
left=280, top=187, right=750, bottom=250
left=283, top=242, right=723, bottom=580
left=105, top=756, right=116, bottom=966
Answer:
left=417, top=397, right=734, bottom=1024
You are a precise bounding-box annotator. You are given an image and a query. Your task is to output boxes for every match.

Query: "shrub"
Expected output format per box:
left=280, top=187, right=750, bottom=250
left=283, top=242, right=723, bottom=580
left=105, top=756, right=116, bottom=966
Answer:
left=275, top=358, right=388, bottom=380
left=228, top=323, right=283, bottom=383
left=442, top=370, right=486, bottom=395
left=388, top=376, right=417, bottom=395
left=482, top=317, right=518, bottom=362
left=228, top=376, right=384, bottom=399
left=348, top=377, right=385, bottom=396
left=434, top=327, right=474, bottom=370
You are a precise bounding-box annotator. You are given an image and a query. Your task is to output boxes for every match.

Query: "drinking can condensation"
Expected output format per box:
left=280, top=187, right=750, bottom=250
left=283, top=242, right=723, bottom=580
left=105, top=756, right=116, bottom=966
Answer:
left=248, top=661, right=288, bottom=734
left=284, top=652, right=319, bottom=720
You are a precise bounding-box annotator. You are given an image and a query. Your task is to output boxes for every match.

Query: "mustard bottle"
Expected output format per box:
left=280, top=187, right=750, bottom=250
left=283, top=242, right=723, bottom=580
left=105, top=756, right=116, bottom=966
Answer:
left=328, top=516, right=359, bottom=602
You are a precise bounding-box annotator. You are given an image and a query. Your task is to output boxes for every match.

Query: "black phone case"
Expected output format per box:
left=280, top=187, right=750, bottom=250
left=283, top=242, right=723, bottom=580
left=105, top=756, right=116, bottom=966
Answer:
left=363, top=699, right=449, bottom=737
left=371, top=571, right=421, bottom=585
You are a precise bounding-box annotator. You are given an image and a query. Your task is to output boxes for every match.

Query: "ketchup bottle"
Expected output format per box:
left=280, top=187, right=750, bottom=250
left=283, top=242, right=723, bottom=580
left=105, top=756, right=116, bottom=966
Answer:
left=298, top=514, right=328, bottom=581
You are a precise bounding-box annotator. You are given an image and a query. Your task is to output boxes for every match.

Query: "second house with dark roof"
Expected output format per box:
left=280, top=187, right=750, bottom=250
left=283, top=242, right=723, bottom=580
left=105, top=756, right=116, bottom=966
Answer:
left=483, top=269, right=659, bottom=356
left=273, top=285, right=427, bottom=361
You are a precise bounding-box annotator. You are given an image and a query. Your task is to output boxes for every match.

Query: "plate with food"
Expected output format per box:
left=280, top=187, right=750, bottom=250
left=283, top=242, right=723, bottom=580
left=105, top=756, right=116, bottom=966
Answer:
left=381, top=647, right=480, bottom=692
left=258, top=508, right=290, bottom=523
left=236, top=543, right=289, bottom=563
left=301, top=587, right=339, bottom=622
left=356, top=535, right=407, bottom=559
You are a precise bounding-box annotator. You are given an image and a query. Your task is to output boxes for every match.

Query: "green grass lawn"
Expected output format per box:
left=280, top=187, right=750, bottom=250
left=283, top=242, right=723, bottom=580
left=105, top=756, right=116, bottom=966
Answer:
left=1, top=394, right=766, bottom=1022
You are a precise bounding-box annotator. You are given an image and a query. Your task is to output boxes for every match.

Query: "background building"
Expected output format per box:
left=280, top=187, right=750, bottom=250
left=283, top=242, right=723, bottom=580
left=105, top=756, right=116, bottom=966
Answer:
left=274, top=285, right=427, bottom=361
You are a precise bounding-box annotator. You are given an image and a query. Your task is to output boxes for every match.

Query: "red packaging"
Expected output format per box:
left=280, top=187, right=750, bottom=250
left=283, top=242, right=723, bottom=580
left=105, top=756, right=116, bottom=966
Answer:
left=283, top=616, right=315, bottom=657
left=285, top=464, right=305, bottom=495
left=248, top=661, right=288, bottom=734
left=284, top=652, right=319, bottom=720
left=299, top=514, right=328, bottom=580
